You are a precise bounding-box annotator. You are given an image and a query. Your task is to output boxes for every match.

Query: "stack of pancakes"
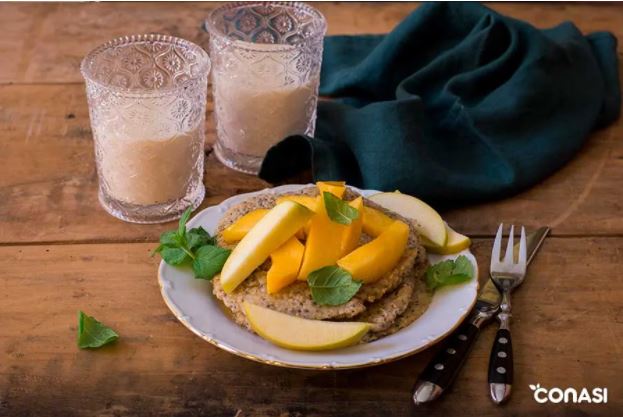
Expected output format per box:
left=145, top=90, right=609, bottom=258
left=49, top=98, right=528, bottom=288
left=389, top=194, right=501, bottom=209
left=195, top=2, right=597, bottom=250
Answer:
left=212, top=186, right=432, bottom=342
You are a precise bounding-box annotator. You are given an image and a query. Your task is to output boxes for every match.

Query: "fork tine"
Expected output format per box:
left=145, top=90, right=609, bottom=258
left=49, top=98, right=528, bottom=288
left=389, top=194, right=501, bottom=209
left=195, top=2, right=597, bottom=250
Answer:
left=503, top=224, right=515, bottom=264
left=491, top=223, right=504, bottom=269
left=518, top=226, right=527, bottom=267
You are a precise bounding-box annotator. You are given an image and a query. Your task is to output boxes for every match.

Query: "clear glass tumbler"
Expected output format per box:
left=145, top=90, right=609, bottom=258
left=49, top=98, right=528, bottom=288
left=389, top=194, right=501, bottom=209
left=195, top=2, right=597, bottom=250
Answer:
left=205, top=2, right=327, bottom=174
left=81, top=34, right=210, bottom=223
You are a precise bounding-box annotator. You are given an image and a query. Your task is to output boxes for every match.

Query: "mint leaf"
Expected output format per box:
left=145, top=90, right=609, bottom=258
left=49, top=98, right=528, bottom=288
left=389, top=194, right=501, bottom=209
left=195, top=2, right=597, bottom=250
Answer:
left=77, top=311, right=119, bottom=349
left=323, top=192, right=360, bottom=225
left=426, top=255, right=474, bottom=291
left=178, top=207, right=192, bottom=237
left=453, top=255, right=474, bottom=277
left=187, top=226, right=215, bottom=250
left=307, top=266, right=362, bottom=305
left=160, top=230, right=180, bottom=246
left=160, top=246, right=190, bottom=265
left=192, top=245, right=231, bottom=280
left=152, top=231, right=182, bottom=256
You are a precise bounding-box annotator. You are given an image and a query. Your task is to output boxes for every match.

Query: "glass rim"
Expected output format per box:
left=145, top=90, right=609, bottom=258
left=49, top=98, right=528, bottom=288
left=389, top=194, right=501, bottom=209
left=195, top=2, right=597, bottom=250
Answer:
left=80, top=34, right=211, bottom=96
left=204, top=1, right=327, bottom=53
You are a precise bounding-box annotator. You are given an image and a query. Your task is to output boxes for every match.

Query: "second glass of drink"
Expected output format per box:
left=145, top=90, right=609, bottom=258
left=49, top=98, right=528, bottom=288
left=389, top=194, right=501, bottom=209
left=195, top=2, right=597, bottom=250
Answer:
left=206, top=2, right=327, bottom=174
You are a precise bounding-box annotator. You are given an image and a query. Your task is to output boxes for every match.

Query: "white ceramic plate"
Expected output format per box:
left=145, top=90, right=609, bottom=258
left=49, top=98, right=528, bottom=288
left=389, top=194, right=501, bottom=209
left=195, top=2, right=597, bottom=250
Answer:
left=158, top=184, right=478, bottom=370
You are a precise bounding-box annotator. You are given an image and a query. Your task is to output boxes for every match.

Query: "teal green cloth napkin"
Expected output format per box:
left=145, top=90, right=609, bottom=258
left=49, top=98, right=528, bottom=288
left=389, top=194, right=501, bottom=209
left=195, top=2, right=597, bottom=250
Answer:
left=259, top=2, right=620, bottom=207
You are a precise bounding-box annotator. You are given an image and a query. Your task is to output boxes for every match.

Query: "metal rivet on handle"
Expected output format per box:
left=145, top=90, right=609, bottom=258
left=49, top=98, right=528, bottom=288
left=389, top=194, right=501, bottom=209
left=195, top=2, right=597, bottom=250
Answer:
left=458, top=334, right=467, bottom=341
left=496, top=367, right=506, bottom=374
left=434, top=363, right=444, bottom=371
left=497, top=351, right=507, bottom=358
left=447, top=348, right=456, bottom=355
left=498, top=337, right=508, bottom=344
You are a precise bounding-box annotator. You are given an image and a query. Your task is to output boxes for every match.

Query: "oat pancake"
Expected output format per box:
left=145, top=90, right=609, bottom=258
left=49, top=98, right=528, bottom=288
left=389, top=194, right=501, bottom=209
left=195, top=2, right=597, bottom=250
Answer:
left=211, top=186, right=433, bottom=341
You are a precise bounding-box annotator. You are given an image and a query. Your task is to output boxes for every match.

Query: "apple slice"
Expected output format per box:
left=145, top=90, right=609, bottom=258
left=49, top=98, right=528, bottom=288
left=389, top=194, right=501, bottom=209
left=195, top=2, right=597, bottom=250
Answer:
left=426, top=224, right=471, bottom=255
left=243, top=302, right=370, bottom=351
left=219, top=201, right=314, bottom=293
left=368, top=192, right=447, bottom=247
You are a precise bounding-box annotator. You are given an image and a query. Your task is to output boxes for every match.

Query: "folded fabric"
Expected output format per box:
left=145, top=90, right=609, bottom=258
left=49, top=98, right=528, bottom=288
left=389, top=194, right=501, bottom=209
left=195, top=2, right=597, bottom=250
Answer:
left=259, top=2, right=620, bottom=207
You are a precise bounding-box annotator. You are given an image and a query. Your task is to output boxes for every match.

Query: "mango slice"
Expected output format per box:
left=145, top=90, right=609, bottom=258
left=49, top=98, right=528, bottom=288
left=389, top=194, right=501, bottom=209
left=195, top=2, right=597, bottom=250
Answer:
left=362, top=206, right=394, bottom=237
left=340, top=197, right=364, bottom=256
left=220, top=201, right=314, bottom=293
left=337, top=220, right=409, bottom=283
left=267, top=237, right=305, bottom=294
left=297, top=194, right=345, bottom=280
left=221, top=209, right=269, bottom=243
left=275, top=195, right=318, bottom=212
left=275, top=195, right=318, bottom=239
left=316, top=181, right=346, bottom=198
left=243, top=302, right=370, bottom=351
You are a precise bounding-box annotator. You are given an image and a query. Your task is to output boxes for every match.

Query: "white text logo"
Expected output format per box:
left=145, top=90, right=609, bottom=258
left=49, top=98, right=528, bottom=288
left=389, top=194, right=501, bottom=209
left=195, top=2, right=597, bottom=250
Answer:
left=529, top=384, right=608, bottom=404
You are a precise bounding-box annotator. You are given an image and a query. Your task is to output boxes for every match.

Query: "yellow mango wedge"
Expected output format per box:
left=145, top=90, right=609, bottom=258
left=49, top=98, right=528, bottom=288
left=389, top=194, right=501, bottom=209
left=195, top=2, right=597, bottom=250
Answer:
left=220, top=201, right=314, bottom=293
left=362, top=206, right=394, bottom=237
left=275, top=195, right=318, bottom=239
left=275, top=195, right=318, bottom=212
left=337, top=220, right=409, bottom=283
left=297, top=194, right=345, bottom=280
left=243, top=302, right=370, bottom=351
left=426, top=224, right=471, bottom=255
left=221, top=209, right=269, bottom=243
left=341, top=197, right=364, bottom=256
left=267, top=237, right=305, bottom=294
left=316, top=181, right=346, bottom=198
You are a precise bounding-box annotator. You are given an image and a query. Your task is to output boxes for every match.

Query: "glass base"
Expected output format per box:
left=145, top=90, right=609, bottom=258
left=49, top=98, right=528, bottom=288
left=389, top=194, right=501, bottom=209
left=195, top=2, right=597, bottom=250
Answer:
left=98, top=183, right=205, bottom=224
left=214, top=140, right=264, bottom=175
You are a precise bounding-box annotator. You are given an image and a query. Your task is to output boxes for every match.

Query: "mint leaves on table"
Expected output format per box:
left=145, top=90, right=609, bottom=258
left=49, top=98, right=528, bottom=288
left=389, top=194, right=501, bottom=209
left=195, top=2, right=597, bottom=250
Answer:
left=426, top=255, right=474, bottom=291
left=77, top=311, right=119, bottom=349
left=323, top=192, right=360, bottom=225
left=153, top=207, right=229, bottom=280
left=307, top=266, right=362, bottom=306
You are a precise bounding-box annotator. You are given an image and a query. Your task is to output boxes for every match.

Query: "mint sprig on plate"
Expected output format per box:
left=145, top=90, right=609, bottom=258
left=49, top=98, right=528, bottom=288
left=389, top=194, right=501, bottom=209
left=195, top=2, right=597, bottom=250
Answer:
left=307, top=266, right=362, bottom=305
left=323, top=192, right=360, bottom=225
left=426, top=255, right=474, bottom=291
left=77, top=311, right=119, bottom=349
left=153, top=208, right=230, bottom=280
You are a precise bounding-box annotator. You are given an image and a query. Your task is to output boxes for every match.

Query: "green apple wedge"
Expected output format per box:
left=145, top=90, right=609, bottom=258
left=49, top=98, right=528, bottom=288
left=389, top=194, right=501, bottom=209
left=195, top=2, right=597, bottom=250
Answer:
left=220, top=201, right=314, bottom=293
left=368, top=192, right=447, bottom=247
left=425, top=224, right=471, bottom=254
left=243, top=302, right=371, bottom=351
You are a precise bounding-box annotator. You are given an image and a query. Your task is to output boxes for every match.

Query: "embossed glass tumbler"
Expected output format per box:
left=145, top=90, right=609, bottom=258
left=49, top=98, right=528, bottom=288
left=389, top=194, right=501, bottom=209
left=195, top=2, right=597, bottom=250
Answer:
left=205, top=2, right=327, bottom=174
left=81, top=34, right=210, bottom=223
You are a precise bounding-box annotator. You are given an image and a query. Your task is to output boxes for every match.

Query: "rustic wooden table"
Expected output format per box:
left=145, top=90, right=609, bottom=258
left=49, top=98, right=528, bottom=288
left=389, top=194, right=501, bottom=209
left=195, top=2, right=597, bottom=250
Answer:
left=1, top=2, right=622, bottom=416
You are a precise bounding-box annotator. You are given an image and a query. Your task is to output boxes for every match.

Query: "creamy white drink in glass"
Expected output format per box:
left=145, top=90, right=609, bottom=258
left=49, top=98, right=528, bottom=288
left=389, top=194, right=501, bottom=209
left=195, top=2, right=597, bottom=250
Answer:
left=97, top=125, right=203, bottom=206
left=206, top=2, right=327, bottom=174
left=81, top=34, right=210, bottom=223
left=212, top=76, right=317, bottom=157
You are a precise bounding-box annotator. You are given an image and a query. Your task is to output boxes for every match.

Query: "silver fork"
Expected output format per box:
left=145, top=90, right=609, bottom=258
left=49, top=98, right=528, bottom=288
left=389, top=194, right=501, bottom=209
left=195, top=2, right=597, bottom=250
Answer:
left=488, top=224, right=527, bottom=404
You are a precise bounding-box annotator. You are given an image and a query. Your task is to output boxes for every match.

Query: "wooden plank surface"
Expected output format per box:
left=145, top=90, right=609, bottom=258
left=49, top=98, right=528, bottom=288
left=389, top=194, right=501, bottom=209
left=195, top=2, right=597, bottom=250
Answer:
left=2, top=2, right=623, bottom=85
left=1, top=2, right=622, bottom=416
left=1, top=238, right=621, bottom=416
left=1, top=82, right=622, bottom=243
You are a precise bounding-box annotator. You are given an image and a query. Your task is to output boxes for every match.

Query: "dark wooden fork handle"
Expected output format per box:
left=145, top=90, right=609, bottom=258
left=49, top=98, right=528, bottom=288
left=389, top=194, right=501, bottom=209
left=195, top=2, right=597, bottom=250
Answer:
left=488, top=328, right=513, bottom=403
left=413, top=321, right=479, bottom=404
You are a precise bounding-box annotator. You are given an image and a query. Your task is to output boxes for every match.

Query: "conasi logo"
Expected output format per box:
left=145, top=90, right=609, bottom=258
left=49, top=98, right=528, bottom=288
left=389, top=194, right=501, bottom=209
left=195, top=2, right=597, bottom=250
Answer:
left=529, top=383, right=608, bottom=404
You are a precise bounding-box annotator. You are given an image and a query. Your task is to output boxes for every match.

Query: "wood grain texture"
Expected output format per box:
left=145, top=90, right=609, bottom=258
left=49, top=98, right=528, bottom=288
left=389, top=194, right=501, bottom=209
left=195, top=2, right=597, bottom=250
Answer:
left=1, top=238, right=621, bottom=417
left=1, top=2, right=622, bottom=416
left=1, top=2, right=622, bottom=85
left=0, top=82, right=622, bottom=243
